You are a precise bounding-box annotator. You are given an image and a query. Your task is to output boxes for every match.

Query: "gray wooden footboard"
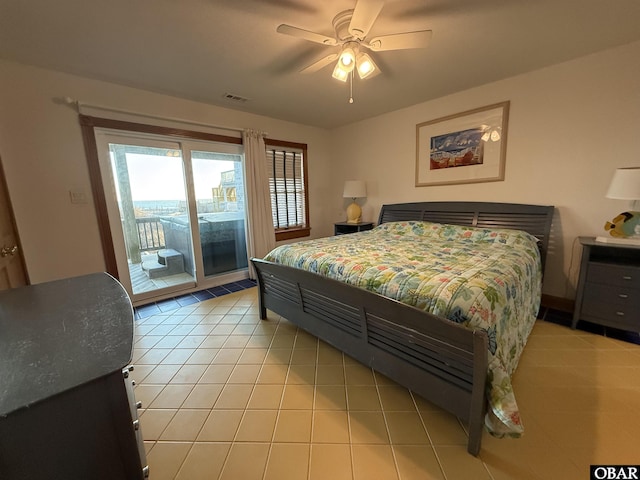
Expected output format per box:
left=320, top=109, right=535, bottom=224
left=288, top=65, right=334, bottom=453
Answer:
left=252, top=201, right=554, bottom=456
left=251, top=257, right=488, bottom=456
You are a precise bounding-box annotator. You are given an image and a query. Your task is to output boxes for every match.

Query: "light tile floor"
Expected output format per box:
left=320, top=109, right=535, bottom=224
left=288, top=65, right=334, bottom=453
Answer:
left=132, top=287, right=640, bottom=480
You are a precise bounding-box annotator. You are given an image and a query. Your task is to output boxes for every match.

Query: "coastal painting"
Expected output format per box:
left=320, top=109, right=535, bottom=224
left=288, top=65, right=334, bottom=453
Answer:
left=416, top=101, right=509, bottom=187
left=429, top=127, right=484, bottom=170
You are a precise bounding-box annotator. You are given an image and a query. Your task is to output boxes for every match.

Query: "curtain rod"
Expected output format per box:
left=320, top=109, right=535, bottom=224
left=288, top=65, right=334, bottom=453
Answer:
left=60, top=96, right=245, bottom=135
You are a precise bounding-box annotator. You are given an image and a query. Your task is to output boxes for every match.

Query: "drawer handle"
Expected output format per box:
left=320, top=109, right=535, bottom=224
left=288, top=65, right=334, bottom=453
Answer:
left=616, top=311, right=625, bottom=316
left=618, top=294, right=629, bottom=299
left=622, top=276, right=632, bottom=280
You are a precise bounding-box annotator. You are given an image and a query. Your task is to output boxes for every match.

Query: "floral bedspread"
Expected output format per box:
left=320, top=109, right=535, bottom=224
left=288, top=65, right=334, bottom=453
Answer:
left=264, top=221, right=542, bottom=437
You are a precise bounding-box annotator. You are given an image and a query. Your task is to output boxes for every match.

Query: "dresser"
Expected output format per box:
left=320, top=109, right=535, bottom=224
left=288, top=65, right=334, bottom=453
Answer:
left=0, top=273, right=148, bottom=479
left=572, top=237, right=640, bottom=331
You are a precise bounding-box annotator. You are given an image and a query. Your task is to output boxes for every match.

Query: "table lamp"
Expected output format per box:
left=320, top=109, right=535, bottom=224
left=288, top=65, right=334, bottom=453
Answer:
left=343, top=180, right=366, bottom=224
left=596, top=167, right=640, bottom=245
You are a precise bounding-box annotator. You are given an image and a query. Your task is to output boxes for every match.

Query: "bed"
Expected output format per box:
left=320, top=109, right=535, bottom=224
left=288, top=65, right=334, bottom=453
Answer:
left=251, top=201, right=554, bottom=455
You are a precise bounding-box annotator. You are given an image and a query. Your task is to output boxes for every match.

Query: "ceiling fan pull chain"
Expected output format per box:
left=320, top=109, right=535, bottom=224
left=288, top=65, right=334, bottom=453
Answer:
left=349, top=70, right=354, bottom=104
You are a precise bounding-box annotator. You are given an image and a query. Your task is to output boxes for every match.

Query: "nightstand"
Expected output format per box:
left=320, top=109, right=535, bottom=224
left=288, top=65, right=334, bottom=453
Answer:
left=334, top=221, right=374, bottom=235
left=572, top=236, right=640, bottom=331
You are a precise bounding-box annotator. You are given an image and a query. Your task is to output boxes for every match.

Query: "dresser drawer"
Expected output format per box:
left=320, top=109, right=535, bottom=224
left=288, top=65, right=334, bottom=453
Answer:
left=581, top=299, right=640, bottom=330
left=586, top=262, right=640, bottom=288
left=583, top=282, right=640, bottom=308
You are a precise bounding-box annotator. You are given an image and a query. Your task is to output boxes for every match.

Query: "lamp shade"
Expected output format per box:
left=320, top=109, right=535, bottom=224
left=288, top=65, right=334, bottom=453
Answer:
left=332, top=62, right=349, bottom=82
left=343, top=180, right=366, bottom=199
left=606, top=167, right=640, bottom=199
left=356, top=52, right=378, bottom=79
left=339, top=45, right=356, bottom=72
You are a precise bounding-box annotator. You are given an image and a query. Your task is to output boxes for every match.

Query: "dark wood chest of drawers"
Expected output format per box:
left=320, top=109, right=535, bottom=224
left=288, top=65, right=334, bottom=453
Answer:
left=572, top=237, right=640, bottom=331
left=0, top=273, right=148, bottom=479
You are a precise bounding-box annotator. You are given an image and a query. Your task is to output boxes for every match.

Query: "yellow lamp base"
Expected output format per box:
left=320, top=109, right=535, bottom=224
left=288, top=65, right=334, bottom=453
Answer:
left=346, top=201, right=362, bottom=224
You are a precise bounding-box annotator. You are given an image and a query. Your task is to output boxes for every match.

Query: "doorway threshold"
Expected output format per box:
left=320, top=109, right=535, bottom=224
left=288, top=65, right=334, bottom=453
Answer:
left=133, top=278, right=256, bottom=320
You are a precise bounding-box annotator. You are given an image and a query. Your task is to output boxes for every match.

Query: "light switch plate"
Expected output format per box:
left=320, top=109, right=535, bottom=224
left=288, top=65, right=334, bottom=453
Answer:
left=69, top=189, right=88, bottom=204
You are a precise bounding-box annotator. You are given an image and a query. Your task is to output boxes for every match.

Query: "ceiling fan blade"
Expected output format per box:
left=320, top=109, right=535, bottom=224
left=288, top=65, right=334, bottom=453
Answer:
left=300, top=53, right=339, bottom=74
left=365, top=30, right=433, bottom=51
left=276, top=24, right=338, bottom=46
left=348, top=0, right=384, bottom=39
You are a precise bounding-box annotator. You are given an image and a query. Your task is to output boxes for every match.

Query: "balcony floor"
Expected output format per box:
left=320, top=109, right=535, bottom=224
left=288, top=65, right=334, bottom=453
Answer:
left=130, top=254, right=194, bottom=295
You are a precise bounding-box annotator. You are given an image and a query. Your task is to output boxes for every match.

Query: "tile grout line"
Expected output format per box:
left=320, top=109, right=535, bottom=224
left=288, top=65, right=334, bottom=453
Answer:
left=307, top=331, right=323, bottom=480
left=143, top=291, right=251, bottom=480
left=216, top=306, right=287, bottom=479
left=155, top=298, right=226, bottom=446
left=381, top=399, right=404, bottom=480
left=261, top=319, right=306, bottom=480
left=144, top=303, right=211, bottom=479
left=342, top=352, right=357, bottom=480
left=246, top=308, right=284, bottom=480
left=375, top=370, right=407, bottom=480
left=410, top=391, right=449, bottom=480
left=202, top=290, right=259, bottom=480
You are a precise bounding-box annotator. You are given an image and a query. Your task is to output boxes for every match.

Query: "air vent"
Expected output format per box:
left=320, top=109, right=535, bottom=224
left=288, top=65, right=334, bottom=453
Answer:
left=222, top=92, right=250, bottom=103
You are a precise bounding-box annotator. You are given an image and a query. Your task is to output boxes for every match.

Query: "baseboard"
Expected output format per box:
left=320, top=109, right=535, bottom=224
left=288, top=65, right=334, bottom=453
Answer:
left=541, top=294, right=574, bottom=313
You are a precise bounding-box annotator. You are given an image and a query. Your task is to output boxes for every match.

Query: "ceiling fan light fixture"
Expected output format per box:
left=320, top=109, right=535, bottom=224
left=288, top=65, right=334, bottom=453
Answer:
left=356, top=52, right=378, bottom=79
left=276, top=1, right=432, bottom=97
left=481, top=126, right=502, bottom=142
left=332, top=62, right=349, bottom=82
left=338, top=43, right=358, bottom=72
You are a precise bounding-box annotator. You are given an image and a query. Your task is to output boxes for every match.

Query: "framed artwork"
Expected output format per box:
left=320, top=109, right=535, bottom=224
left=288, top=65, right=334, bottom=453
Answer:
left=415, top=101, right=510, bottom=187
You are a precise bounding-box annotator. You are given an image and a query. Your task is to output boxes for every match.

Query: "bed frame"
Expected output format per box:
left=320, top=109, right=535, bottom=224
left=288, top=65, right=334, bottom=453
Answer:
left=251, top=201, right=554, bottom=455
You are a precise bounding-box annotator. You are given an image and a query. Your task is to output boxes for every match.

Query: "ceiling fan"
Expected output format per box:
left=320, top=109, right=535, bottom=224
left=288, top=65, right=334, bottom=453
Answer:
left=276, top=0, right=432, bottom=85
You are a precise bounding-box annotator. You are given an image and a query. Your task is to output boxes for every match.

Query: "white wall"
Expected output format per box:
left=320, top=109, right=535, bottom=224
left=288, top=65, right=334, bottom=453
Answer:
left=329, top=40, right=640, bottom=299
left=2, top=40, right=639, bottom=299
left=0, top=60, right=333, bottom=284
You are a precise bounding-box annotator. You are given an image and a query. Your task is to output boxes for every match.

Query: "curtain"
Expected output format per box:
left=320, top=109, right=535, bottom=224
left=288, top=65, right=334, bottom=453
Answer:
left=243, top=129, right=276, bottom=279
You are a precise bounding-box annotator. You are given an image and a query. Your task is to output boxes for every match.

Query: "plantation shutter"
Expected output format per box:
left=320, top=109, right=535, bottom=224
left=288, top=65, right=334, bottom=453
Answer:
left=267, top=148, right=306, bottom=229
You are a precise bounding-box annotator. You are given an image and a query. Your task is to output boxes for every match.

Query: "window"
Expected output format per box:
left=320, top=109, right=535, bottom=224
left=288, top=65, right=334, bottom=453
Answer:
left=265, top=139, right=310, bottom=241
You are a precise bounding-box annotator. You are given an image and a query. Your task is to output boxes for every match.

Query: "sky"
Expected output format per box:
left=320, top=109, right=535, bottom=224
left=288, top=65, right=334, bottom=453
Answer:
left=115, top=152, right=238, bottom=202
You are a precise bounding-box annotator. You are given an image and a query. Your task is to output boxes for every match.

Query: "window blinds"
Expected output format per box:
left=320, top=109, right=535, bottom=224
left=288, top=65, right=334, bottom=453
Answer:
left=267, top=148, right=306, bottom=229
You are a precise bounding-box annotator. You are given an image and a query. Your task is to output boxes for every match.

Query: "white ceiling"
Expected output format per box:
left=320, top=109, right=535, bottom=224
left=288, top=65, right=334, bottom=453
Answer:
left=1, top=0, right=640, bottom=129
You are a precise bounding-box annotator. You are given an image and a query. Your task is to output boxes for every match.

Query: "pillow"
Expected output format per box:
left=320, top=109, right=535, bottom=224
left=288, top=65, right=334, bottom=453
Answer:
left=373, top=221, right=439, bottom=237
left=376, top=220, right=538, bottom=248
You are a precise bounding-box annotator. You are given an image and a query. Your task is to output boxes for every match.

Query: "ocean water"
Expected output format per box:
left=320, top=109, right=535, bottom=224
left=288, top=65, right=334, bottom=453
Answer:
left=134, top=200, right=185, bottom=212
left=133, top=199, right=229, bottom=215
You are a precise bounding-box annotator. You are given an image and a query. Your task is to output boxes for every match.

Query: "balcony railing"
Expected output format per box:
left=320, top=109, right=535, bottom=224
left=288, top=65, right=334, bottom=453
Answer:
left=136, top=217, right=165, bottom=252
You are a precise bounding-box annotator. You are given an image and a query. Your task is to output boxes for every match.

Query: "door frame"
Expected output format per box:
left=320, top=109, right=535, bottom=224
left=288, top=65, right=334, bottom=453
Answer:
left=0, top=154, right=29, bottom=289
left=79, top=115, right=243, bottom=300
left=94, top=132, right=198, bottom=302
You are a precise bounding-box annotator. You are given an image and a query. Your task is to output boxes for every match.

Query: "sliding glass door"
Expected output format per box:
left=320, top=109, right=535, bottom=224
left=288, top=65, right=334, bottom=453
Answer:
left=95, top=132, right=247, bottom=304
left=191, top=150, right=248, bottom=276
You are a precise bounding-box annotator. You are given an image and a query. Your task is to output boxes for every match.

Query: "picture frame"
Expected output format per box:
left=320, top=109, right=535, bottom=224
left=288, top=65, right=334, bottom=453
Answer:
left=415, top=101, right=510, bottom=187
